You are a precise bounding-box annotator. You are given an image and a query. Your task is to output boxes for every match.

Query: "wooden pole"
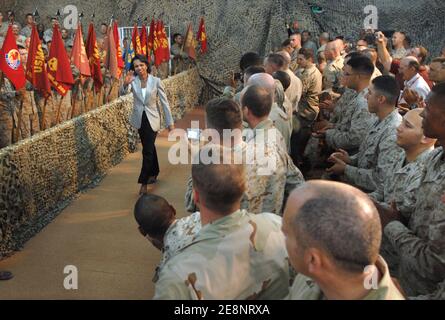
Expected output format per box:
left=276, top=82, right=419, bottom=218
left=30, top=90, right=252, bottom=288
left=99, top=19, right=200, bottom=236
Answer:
left=55, top=94, right=65, bottom=124
left=14, top=99, right=24, bottom=143
left=41, top=96, right=48, bottom=130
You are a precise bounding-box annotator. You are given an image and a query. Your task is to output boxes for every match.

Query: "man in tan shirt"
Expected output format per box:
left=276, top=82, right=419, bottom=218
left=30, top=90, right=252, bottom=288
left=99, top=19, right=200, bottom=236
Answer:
left=283, top=181, right=405, bottom=300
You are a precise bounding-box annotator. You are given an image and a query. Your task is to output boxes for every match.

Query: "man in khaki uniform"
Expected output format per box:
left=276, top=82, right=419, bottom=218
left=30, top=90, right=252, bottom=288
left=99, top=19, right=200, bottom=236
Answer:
left=323, top=40, right=344, bottom=91
left=288, top=32, right=302, bottom=73
left=377, top=83, right=445, bottom=298
left=171, top=33, right=189, bottom=75
left=282, top=181, right=404, bottom=300
left=155, top=147, right=290, bottom=299
left=185, top=96, right=304, bottom=216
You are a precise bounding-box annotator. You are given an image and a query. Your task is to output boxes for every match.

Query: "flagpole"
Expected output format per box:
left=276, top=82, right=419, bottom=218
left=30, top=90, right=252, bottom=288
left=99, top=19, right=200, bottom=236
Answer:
left=41, top=96, right=48, bottom=130
left=55, top=95, right=65, bottom=124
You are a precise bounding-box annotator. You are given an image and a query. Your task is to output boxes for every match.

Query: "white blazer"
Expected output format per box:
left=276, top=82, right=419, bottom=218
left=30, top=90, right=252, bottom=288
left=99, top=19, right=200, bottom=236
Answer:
left=122, top=75, right=174, bottom=131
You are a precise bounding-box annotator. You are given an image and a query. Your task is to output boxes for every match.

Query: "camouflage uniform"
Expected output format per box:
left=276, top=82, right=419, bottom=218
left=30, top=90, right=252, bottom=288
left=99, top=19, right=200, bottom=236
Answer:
left=153, top=212, right=201, bottom=283
left=325, top=88, right=375, bottom=152
left=369, top=148, right=433, bottom=219
left=171, top=43, right=189, bottom=75
left=286, top=256, right=405, bottom=300
left=153, top=210, right=290, bottom=300
left=289, top=49, right=299, bottom=73
left=384, top=147, right=445, bottom=297
left=322, top=56, right=344, bottom=90
left=344, top=109, right=403, bottom=192
left=296, top=64, right=323, bottom=119
left=284, top=69, right=302, bottom=113
left=411, top=280, right=445, bottom=300
left=185, top=120, right=305, bottom=215
left=271, top=82, right=292, bottom=151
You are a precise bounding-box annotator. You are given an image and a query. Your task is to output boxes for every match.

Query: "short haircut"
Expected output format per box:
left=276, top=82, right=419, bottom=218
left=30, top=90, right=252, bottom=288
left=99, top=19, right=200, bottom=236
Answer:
left=101, top=22, right=108, bottom=27
left=345, top=51, right=364, bottom=60
left=289, top=32, right=301, bottom=37
left=346, top=55, right=374, bottom=76
left=244, top=65, right=266, bottom=79
left=134, top=194, right=175, bottom=238
left=241, top=85, right=273, bottom=118
left=205, top=98, right=242, bottom=133
left=26, top=13, right=33, bottom=17
left=192, top=148, right=246, bottom=214
left=298, top=47, right=314, bottom=61
left=273, top=70, right=291, bottom=91
left=293, top=189, right=381, bottom=273
left=265, top=53, right=285, bottom=69
left=173, top=33, right=181, bottom=39
left=302, top=30, right=311, bottom=36
left=130, top=54, right=151, bottom=73
left=239, top=52, right=262, bottom=72
left=281, top=38, right=291, bottom=47
left=372, top=75, right=400, bottom=105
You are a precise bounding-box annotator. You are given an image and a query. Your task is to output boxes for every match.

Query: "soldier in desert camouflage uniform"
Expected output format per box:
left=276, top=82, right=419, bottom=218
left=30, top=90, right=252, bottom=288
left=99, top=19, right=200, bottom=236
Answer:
left=283, top=181, right=404, bottom=300
left=377, top=83, right=445, bottom=298
left=327, top=76, right=403, bottom=193
left=155, top=149, right=290, bottom=300
left=185, top=97, right=304, bottom=216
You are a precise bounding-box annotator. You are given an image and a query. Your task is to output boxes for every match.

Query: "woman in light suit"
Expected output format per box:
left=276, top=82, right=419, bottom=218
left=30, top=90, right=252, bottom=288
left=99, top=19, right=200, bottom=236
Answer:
left=123, top=55, right=175, bottom=195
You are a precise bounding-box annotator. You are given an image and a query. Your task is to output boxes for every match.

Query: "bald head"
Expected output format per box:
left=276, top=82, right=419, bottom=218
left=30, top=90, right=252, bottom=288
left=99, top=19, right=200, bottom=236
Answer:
left=325, top=40, right=342, bottom=61
left=283, top=181, right=382, bottom=274
left=247, top=73, right=276, bottom=93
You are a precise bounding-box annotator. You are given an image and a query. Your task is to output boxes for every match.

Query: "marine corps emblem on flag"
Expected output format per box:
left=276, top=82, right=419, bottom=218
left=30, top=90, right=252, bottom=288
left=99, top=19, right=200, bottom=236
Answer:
left=5, top=49, right=21, bottom=70
left=48, top=57, right=58, bottom=72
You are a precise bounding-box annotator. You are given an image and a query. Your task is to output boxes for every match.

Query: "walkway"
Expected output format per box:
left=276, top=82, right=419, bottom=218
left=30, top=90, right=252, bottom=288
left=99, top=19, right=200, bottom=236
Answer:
left=0, top=108, right=205, bottom=299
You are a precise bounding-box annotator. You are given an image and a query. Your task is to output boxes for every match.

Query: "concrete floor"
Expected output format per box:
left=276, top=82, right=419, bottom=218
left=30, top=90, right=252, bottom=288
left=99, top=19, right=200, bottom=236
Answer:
left=0, top=108, right=205, bottom=299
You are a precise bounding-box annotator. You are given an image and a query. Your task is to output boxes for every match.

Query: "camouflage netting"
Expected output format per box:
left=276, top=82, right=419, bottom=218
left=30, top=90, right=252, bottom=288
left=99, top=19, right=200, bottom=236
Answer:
left=0, top=68, right=203, bottom=258
left=9, top=0, right=445, bottom=92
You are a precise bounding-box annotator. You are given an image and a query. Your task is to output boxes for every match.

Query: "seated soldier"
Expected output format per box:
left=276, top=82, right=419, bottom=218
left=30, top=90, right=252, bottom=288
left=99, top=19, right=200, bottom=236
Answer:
left=369, top=109, right=435, bottom=219
left=282, top=180, right=405, bottom=300
left=134, top=194, right=200, bottom=283
left=376, top=83, right=445, bottom=298
left=185, top=97, right=304, bottom=215
left=315, top=54, right=375, bottom=154
left=247, top=73, right=292, bottom=150
left=156, top=147, right=290, bottom=299
left=326, top=76, right=403, bottom=192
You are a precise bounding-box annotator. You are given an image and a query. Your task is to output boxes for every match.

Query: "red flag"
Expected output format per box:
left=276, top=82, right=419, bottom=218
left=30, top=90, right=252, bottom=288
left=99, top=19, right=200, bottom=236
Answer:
left=131, top=24, right=142, bottom=55
left=105, top=26, right=119, bottom=79
left=140, top=24, right=148, bottom=57
left=71, top=24, right=91, bottom=77
left=47, top=25, right=74, bottom=96
left=0, top=25, right=26, bottom=89
left=85, top=23, right=103, bottom=91
left=183, top=23, right=196, bottom=60
left=153, top=20, right=170, bottom=67
left=197, top=17, right=208, bottom=54
left=147, top=19, right=155, bottom=61
left=160, top=21, right=170, bottom=61
left=25, top=24, right=51, bottom=97
left=112, top=21, right=124, bottom=75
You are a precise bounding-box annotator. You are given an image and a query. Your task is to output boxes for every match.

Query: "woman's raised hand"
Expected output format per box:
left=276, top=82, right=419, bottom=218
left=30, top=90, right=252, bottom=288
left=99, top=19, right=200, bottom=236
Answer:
left=124, top=70, right=135, bottom=86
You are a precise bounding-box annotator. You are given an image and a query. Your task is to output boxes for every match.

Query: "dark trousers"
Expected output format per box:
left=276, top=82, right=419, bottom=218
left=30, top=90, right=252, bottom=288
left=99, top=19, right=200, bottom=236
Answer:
left=138, top=112, right=160, bottom=184
left=290, top=115, right=314, bottom=168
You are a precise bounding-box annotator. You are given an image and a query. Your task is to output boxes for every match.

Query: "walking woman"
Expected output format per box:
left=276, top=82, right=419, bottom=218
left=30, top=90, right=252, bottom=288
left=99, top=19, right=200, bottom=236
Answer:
left=122, top=54, right=175, bottom=195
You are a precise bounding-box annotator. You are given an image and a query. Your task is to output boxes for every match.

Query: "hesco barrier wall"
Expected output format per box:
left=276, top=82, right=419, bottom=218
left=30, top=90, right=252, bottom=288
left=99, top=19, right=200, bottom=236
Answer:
left=0, top=68, right=203, bottom=258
